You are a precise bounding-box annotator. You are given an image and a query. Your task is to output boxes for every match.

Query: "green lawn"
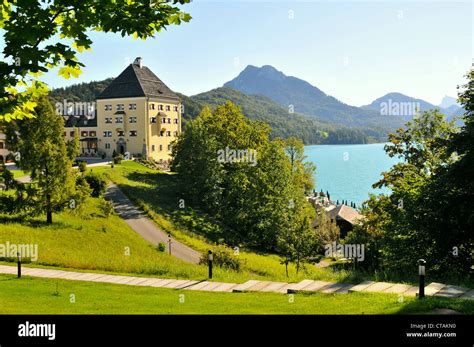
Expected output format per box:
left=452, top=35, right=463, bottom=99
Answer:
left=0, top=161, right=358, bottom=283
left=11, top=169, right=26, bottom=179
left=92, top=161, right=364, bottom=284
left=1, top=274, right=472, bottom=314
left=0, top=197, right=215, bottom=280
left=0, top=192, right=341, bottom=283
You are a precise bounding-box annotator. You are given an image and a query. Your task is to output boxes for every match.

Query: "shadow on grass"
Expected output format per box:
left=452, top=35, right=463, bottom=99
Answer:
left=396, top=296, right=474, bottom=315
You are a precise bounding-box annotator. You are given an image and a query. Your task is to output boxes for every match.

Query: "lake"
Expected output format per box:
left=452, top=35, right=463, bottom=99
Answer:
left=304, top=143, right=400, bottom=206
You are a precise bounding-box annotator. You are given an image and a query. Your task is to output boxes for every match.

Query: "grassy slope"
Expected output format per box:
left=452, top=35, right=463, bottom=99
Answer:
left=91, top=161, right=368, bottom=284
left=2, top=274, right=472, bottom=314
left=0, top=197, right=213, bottom=280
left=1, top=161, right=357, bottom=283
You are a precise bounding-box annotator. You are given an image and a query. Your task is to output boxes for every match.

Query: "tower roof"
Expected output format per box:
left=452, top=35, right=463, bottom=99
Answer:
left=97, top=59, right=179, bottom=100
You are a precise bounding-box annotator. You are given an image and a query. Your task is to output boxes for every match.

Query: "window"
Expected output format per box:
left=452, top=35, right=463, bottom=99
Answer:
left=159, top=144, right=163, bottom=151
left=0, top=142, right=4, bottom=149
left=63, top=132, right=66, bottom=137
left=160, top=131, right=165, bottom=137
left=81, top=131, right=88, bottom=137
left=116, top=104, right=124, bottom=111
left=166, top=131, right=171, bottom=137
left=89, top=131, right=96, bottom=137
left=117, top=130, right=125, bottom=137
left=173, top=131, right=178, bottom=136
left=105, top=143, right=111, bottom=149
left=129, top=103, right=136, bottom=110
left=173, top=106, right=178, bottom=112
left=167, top=144, right=171, bottom=151
left=129, top=130, right=137, bottom=137
left=105, top=104, right=112, bottom=111
left=167, top=118, right=171, bottom=124
left=115, top=117, right=123, bottom=123
left=103, top=131, right=112, bottom=137
left=151, top=145, right=155, bottom=152
left=150, top=104, right=155, bottom=110
left=129, top=116, right=137, bottom=123
left=174, top=118, right=179, bottom=124
left=150, top=117, right=157, bottom=124
left=105, top=118, right=112, bottom=124
left=70, top=131, right=75, bottom=137
left=161, top=117, right=166, bottom=124
left=166, top=105, right=171, bottom=111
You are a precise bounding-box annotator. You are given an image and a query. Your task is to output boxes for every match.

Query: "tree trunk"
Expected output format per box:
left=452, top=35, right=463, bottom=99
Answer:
left=46, top=194, right=52, bottom=224
left=285, top=262, right=289, bottom=278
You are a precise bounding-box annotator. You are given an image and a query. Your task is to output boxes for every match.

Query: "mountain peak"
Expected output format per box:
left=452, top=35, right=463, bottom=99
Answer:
left=237, top=64, right=286, bottom=81
left=439, top=95, right=459, bottom=108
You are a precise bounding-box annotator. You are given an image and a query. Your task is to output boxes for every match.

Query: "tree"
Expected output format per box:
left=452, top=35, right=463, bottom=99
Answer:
left=0, top=0, right=191, bottom=121
left=355, top=109, right=460, bottom=279
left=314, top=209, right=340, bottom=250
left=171, top=102, right=316, bottom=251
left=66, top=128, right=80, bottom=161
left=284, top=137, right=316, bottom=195
left=5, top=96, right=76, bottom=223
left=278, top=215, right=318, bottom=276
left=0, top=164, right=15, bottom=190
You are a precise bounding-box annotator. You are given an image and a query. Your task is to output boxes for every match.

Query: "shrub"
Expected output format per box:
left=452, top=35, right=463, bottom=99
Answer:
left=113, top=155, right=123, bottom=164
left=85, top=172, right=107, bottom=197
left=0, top=167, right=15, bottom=190
left=199, top=244, right=242, bottom=271
left=78, top=161, right=87, bottom=173
left=99, top=198, right=114, bottom=217
left=157, top=242, right=166, bottom=252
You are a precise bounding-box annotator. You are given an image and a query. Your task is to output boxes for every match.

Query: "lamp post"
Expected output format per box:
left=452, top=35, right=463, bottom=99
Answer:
left=168, top=234, right=172, bottom=255
left=208, top=250, right=213, bottom=279
left=17, top=252, right=21, bottom=278
left=418, top=259, right=426, bottom=299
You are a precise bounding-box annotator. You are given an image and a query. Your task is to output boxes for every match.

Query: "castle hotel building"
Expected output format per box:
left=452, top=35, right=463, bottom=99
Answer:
left=0, top=57, right=182, bottom=163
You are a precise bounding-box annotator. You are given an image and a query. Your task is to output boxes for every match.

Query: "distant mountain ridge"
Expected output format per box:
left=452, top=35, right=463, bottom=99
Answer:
left=224, top=65, right=406, bottom=139
left=363, top=92, right=464, bottom=121
left=183, top=87, right=371, bottom=144
left=48, top=65, right=466, bottom=144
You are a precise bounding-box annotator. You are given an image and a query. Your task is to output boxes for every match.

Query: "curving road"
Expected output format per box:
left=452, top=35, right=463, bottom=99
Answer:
left=105, top=183, right=201, bottom=264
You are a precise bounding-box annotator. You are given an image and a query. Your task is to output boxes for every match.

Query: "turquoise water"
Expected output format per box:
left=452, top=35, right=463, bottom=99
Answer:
left=304, top=143, right=400, bottom=206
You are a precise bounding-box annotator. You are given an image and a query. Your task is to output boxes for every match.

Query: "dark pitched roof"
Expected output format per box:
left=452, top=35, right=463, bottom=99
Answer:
left=63, top=115, right=97, bottom=128
left=97, top=63, right=179, bottom=100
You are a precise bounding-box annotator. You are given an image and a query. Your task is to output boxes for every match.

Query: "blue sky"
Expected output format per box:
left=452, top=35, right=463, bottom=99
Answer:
left=12, top=0, right=474, bottom=106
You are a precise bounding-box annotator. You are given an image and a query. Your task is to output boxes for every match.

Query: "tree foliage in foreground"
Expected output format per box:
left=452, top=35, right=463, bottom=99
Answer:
left=5, top=96, right=77, bottom=223
left=347, top=72, right=473, bottom=281
left=0, top=0, right=191, bottom=121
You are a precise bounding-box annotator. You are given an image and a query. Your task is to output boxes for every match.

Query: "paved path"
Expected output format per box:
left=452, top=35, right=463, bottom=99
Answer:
left=0, top=265, right=472, bottom=299
left=105, top=183, right=201, bottom=264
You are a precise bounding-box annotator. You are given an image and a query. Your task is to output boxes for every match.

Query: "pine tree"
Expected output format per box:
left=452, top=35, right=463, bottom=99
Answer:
left=6, top=96, right=76, bottom=223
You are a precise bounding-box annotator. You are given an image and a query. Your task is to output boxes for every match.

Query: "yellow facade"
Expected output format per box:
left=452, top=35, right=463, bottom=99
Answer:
left=95, top=96, right=181, bottom=162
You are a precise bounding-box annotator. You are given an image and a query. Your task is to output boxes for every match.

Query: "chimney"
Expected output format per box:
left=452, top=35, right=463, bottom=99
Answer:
left=133, top=57, right=143, bottom=68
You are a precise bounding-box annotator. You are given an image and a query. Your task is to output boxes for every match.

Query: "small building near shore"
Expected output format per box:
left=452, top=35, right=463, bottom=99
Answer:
left=312, top=204, right=363, bottom=238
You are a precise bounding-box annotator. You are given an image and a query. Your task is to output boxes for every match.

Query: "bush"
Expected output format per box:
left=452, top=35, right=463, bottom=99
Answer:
left=0, top=167, right=15, bottom=190
left=85, top=172, right=107, bottom=197
left=78, top=161, right=87, bottom=173
left=157, top=242, right=166, bottom=252
left=199, top=244, right=242, bottom=271
left=113, top=155, right=123, bottom=164
left=99, top=198, right=114, bottom=217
